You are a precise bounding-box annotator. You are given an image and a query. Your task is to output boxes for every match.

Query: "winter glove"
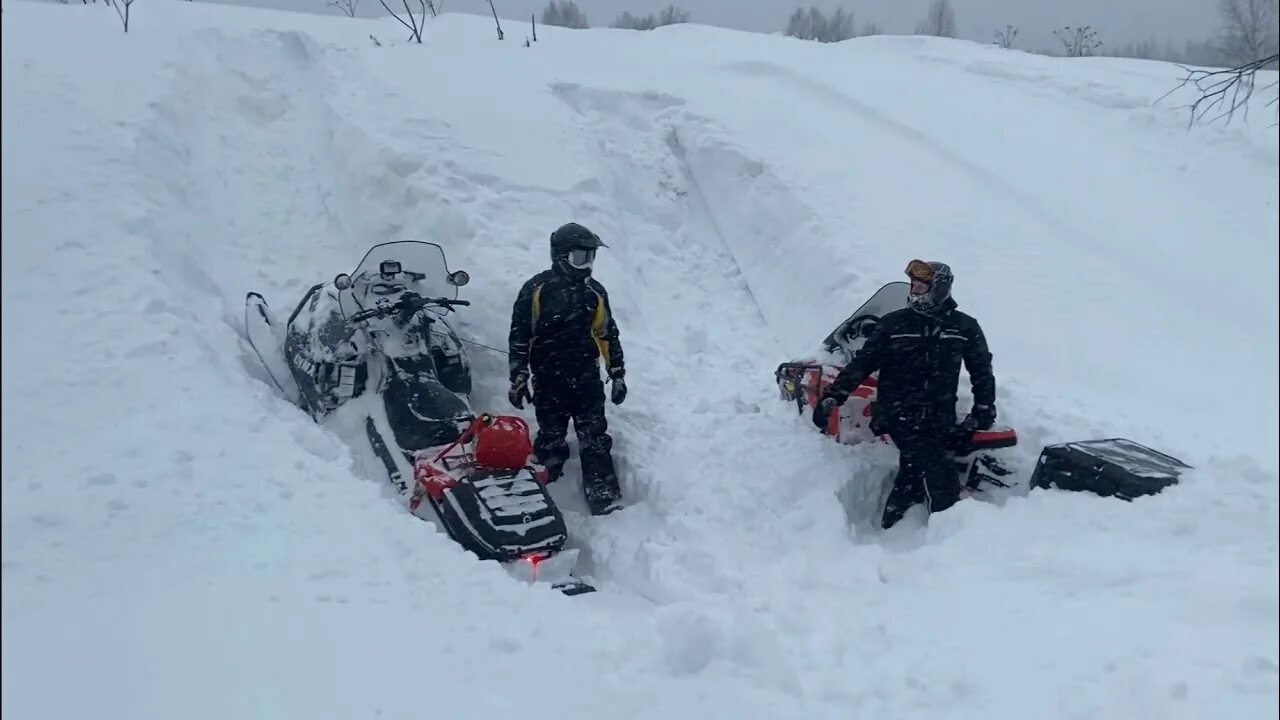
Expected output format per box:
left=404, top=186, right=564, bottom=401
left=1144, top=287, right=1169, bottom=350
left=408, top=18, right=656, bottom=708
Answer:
left=812, top=396, right=838, bottom=431
left=610, top=377, right=627, bottom=405
left=508, top=372, right=532, bottom=409
left=962, top=404, right=996, bottom=431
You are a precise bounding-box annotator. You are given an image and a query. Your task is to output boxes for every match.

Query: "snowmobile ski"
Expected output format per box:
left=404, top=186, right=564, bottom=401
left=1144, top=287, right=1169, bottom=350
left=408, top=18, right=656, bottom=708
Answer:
left=243, top=291, right=300, bottom=404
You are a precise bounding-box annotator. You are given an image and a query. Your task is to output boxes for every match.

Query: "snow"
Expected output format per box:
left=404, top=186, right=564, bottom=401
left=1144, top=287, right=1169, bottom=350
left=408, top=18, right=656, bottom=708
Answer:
left=3, top=2, right=1277, bottom=718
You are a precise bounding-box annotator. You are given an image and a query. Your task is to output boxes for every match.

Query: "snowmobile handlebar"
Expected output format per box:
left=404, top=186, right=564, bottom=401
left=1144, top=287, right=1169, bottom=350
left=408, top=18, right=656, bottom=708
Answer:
left=347, top=295, right=471, bottom=324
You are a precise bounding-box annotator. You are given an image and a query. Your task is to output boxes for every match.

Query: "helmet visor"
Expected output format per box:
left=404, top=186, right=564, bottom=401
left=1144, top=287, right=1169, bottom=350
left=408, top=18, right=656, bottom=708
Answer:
left=567, top=248, right=596, bottom=269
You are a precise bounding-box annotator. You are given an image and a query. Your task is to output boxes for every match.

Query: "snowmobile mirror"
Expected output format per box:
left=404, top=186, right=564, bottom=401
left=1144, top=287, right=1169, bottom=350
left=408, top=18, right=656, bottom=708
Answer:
left=334, top=273, right=353, bottom=291
left=448, top=270, right=470, bottom=287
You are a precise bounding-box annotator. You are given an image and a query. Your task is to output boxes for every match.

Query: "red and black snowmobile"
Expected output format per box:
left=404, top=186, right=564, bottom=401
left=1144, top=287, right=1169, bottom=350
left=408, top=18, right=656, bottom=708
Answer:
left=243, top=241, right=594, bottom=595
left=774, top=281, right=1021, bottom=497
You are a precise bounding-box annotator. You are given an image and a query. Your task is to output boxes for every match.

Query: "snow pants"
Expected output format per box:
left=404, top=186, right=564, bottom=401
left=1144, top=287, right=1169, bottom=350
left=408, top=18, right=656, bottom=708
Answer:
left=530, top=369, right=620, bottom=511
left=881, top=421, right=961, bottom=529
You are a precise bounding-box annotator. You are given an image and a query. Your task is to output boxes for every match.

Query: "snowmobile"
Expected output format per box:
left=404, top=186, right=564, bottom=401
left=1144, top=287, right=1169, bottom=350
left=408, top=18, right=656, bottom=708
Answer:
left=774, top=281, right=1021, bottom=498
left=243, top=240, right=595, bottom=595
left=775, top=281, right=1199, bottom=506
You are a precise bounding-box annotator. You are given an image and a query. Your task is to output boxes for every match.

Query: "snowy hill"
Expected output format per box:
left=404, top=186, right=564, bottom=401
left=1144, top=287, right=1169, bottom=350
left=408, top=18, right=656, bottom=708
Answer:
left=3, top=2, right=1277, bottom=718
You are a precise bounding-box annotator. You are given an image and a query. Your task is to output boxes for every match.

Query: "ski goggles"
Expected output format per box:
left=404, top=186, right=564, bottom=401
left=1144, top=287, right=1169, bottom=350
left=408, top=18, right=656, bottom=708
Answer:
left=567, top=248, right=596, bottom=269
left=905, top=259, right=934, bottom=284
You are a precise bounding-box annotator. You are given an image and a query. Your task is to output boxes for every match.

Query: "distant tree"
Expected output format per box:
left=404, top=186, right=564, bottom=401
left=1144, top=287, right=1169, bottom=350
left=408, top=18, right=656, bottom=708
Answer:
left=328, top=0, right=359, bottom=18
left=827, top=7, right=854, bottom=41
left=784, top=6, right=855, bottom=43
left=993, top=24, right=1017, bottom=49
left=541, top=0, right=587, bottom=29
left=611, top=4, right=688, bottom=30
left=860, top=21, right=881, bottom=36
left=785, top=7, right=820, bottom=40
left=655, top=3, right=688, bottom=25
left=611, top=11, right=652, bottom=29
left=1054, top=25, right=1102, bottom=57
left=1182, top=38, right=1224, bottom=66
left=915, top=0, right=957, bottom=38
left=1216, top=0, right=1279, bottom=66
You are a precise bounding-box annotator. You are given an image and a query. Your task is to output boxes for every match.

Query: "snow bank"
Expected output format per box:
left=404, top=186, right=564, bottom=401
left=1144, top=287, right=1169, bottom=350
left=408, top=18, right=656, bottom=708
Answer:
left=4, top=3, right=1276, bottom=719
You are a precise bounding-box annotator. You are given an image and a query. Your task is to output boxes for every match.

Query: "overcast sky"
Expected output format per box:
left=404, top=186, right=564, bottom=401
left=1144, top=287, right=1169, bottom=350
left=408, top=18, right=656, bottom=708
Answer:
left=212, top=0, right=1221, bottom=52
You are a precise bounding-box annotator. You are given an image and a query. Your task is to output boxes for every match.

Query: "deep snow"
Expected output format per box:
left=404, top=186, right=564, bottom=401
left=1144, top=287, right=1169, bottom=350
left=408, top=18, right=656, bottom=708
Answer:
left=3, top=2, right=1277, bottom=719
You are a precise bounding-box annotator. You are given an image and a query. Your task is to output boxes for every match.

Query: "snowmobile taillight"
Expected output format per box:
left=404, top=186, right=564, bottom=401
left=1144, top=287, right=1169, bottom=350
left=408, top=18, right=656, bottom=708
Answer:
left=522, top=552, right=547, bottom=581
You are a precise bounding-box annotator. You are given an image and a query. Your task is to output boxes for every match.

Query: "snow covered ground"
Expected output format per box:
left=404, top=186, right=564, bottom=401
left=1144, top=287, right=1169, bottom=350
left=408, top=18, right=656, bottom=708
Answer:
left=3, top=2, right=1277, bottom=718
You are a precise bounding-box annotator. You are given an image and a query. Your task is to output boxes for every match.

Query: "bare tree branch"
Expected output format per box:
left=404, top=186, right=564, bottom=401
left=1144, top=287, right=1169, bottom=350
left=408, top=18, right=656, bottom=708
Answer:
left=327, top=0, right=359, bottom=18
left=1054, top=25, right=1102, bottom=57
left=486, top=0, right=504, bottom=39
left=112, top=0, right=133, bottom=32
left=1158, top=53, right=1280, bottom=126
left=376, top=0, right=424, bottom=42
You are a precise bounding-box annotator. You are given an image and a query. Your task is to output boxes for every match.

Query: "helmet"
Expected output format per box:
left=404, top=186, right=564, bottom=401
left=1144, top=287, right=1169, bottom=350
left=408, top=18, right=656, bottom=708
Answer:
left=904, top=259, right=954, bottom=315
left=550, top=222, right=607, bottom=278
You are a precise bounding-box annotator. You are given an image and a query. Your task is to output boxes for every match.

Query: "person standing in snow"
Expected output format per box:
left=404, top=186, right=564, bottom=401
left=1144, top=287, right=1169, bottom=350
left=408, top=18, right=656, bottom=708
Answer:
left=507, top=222, right=627, bottom=516
left=812, top=260, right=997, bottom=529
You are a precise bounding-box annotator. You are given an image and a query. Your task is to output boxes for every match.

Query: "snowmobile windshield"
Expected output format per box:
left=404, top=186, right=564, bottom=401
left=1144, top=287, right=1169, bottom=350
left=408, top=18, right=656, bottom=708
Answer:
left=821, top=282, right=910, bottom=354
left=850, top=281, right=910, bottom=320
left=340, top=241, right=459, bottom=316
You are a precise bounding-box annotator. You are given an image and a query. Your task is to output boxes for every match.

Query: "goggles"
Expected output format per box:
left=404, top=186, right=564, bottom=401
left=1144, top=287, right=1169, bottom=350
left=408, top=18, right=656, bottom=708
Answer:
left=567, top=248, right=596, bottom=269
left=905, top=259, right=934, bottom=284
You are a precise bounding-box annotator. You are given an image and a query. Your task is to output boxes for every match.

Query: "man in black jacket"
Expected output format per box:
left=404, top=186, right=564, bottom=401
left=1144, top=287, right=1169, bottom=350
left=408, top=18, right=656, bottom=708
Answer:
left=508, top=222, right=627, bottom=516
left=813, top=260, right=997, bottom=529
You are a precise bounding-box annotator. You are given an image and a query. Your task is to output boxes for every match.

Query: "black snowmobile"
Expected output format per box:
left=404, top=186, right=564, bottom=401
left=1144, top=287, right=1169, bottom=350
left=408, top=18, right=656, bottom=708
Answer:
left=244, top=241, right=595, bottom=595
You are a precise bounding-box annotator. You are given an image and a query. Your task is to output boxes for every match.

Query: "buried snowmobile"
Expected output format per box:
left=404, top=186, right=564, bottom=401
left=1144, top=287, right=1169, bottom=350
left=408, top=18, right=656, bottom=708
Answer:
left=775, top=281, right=1195, bottom=506
left=243, top=240, right=595, bottom=595
left=775, top=281, right=1022, bottom=500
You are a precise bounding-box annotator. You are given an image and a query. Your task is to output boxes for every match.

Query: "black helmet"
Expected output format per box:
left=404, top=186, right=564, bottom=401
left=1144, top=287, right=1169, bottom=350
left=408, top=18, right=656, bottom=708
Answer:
left=550, top=222, right=607, bottom=277
left=904, top=259, right=954, bottom=315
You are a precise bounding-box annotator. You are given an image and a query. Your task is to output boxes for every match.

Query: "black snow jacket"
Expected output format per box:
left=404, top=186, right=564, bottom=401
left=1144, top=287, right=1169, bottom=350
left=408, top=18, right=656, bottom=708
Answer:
left=508, top=268, right=624, bottom=383
left=822, top=298, right=995, bottom=430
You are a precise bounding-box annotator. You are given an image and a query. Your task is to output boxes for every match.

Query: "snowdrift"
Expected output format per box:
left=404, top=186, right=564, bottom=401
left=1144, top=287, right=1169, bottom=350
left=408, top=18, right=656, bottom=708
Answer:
left=3, top=2, right=1276, bottom=719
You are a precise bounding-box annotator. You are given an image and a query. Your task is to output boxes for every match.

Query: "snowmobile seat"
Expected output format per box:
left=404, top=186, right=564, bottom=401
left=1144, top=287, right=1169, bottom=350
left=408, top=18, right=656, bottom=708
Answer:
left=1030, top=438, right=1191, bottom=501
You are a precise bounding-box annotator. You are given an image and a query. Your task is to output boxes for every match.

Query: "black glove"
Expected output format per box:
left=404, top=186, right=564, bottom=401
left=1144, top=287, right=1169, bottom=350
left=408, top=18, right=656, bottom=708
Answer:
left=610, top=377, right=627, bottom=405
left=963, top=404, right=996, bottom=431
left=509, top=372, right=532, bottom=409
left=812, top=396, right=838, bottom=431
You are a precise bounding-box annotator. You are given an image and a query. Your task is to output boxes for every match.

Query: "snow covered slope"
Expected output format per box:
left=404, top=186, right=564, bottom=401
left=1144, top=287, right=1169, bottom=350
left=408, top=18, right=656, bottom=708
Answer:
left=3, top=2, right=1276, bottom=718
